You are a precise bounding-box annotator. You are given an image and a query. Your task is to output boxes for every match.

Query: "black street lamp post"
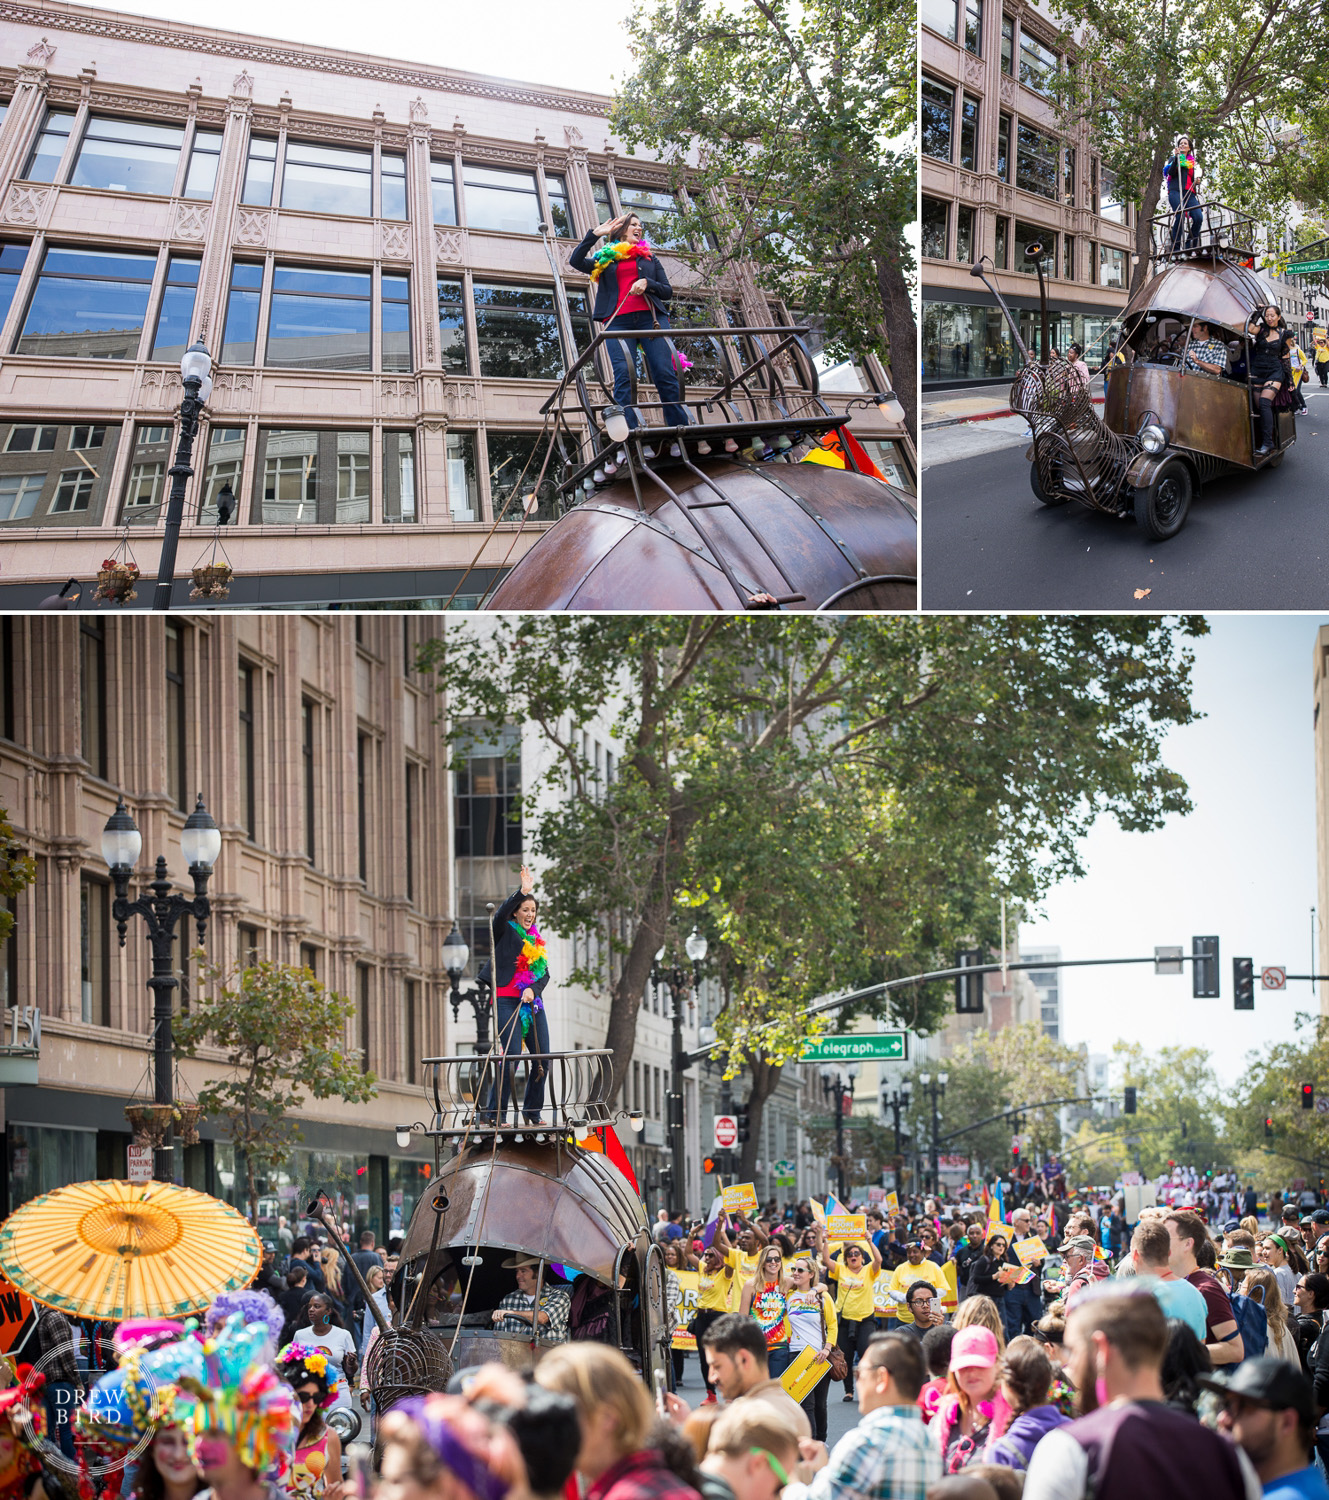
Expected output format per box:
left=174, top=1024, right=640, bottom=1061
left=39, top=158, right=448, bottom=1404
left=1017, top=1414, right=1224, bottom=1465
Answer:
left=152, top=340, right=214, bottom=611
left=819, top=1062, right=860, bottom=1200
left=102, top=795, right=220, bottom=1181
left=443, top=920, right=493, bottom=1051
left=883, top=1080, right=912, bottom=1188
left=654, top=927, right=708, bottom=1216
left=918, top=1070, right=949, bottom=1195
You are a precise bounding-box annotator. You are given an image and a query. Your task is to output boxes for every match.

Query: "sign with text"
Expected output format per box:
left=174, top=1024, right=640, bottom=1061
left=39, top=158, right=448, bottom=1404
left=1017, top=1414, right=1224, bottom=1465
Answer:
left=714, top=1115, right=738, bottom=1149
left=127, top=1144, right=153, bottom=1184
left=827, top=1214, right=867, bottom=1241
left=799, top=1032, right=907, bottom=1062
left=722, top=1182, right=759, bottom=1214
left=885, top=1191, right=900, bottom=1217
left=1013, top=1236, right=1049, bottom=1267
left=672, top=1268, right=700, bottom=1349
left=0, top=1270, right=34, bottom=1354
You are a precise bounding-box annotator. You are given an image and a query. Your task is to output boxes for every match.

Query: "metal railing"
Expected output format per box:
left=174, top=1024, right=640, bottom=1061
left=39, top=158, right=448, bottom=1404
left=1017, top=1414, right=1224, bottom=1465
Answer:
left=421, top=1049, right=617, bottom=1137
left=1150, top=197, right=1257, bottom=265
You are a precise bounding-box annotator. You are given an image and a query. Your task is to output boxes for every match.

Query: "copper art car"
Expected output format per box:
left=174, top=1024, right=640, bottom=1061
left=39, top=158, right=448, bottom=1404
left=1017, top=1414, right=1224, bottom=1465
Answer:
left=971, top=201, right=1296, bottom=540
left=336, top=1049, right=670, bottom=1411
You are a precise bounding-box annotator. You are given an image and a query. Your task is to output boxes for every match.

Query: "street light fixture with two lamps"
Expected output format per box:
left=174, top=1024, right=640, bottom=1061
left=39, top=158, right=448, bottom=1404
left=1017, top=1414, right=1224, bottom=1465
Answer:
left=152, top=340, right=214, bottom=611
left=442, top=919, right=494, bottom=1051
left=101, top=794, right=220, bottom=1181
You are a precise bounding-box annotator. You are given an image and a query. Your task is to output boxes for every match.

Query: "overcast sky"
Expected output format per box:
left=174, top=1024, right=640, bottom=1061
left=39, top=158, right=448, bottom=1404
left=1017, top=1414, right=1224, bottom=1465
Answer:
left=143, top=0, right=636, bottom=93
left=1020, top=614, right=1325, bottom=1090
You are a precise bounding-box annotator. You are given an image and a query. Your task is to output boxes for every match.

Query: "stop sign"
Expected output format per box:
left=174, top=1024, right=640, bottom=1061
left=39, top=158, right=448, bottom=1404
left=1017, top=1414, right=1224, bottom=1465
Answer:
left=714, top=1115, right=738, bottom=1149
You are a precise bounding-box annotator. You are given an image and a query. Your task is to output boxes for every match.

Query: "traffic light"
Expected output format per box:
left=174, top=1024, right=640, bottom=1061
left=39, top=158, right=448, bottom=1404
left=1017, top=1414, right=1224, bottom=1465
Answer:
left=702, top=1156, right=718, bottom=1175
left=659, top=1166, right=674, bottom=1194
left=956, top=947, right=985, bottom=1013
left=1011, top=1136, right=1021, bottom=1164
left=736, top=1105, right=751, bottom=1143
left=1233, top=957, right=1254, bottom=1010
left=1303, top=1084, right=1315, bottom=1111
left=1124, top=1086, right=1137, bottom=1115
left=1192, top=936, right=1220, bottom=998
left=1265, top=1115, right=1274, bottom=1138
left=1181, top=1120, right=1188, bottom=1140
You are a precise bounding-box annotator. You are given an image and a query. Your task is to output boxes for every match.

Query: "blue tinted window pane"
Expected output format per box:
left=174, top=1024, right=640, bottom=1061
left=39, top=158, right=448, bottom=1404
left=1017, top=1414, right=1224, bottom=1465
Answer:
left=151, top=281, right=198, bottom=361
left=18, top=273, right=152, bottom=359
left=0, top=245, right=29, bottom=270
left=381, top=300, right=410, bottom=373
left=221, top=288, right=261, bottom=364
left=382, top=156, right=407, bottom=220
left=431, top=162, right=457, bottom=226
left=25, top=113, right=74, bottom=183
left=382, top=275, right=409, bottom=299
left=267, top=293, right=371, bottom=370
left=44, top=247, right=156, bottom=281
left=183, top=148, right=219, bottom=200
left=241, top=159, right=274, bottom=206
left=71, top=136, right=181, bottom=195
left=167, top=257, right=200, bottom=285
left=86, top=116, right=185, bottom=148
left=273, top=266, right=371, bottom=297
left=465, top=184, right=541, bottom=235
left=230, top=262, right=264, bottom=290
left=438, top=277, right=467, bottom=374
left=473, top=283, right=555, bottom=310
left=0, top=272, right=21, bottom=329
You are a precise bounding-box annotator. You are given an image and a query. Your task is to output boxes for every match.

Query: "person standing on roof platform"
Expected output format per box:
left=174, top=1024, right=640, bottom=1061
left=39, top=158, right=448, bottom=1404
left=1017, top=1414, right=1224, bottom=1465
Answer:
left=570, top=212, right=692, bottom=442
left=1164, top=136, right=1204, bottom=251
left=481, top=864, right=552, bottom=1127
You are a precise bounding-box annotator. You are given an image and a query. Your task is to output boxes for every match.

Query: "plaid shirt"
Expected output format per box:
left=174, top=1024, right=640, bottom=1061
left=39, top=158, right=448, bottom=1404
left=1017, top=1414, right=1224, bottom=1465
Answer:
left=795, top=1406, right=941, bottom=1500
left=494, top=1285, right=570, bottom=1341
left=1185, top=337, right=1229, bottom=375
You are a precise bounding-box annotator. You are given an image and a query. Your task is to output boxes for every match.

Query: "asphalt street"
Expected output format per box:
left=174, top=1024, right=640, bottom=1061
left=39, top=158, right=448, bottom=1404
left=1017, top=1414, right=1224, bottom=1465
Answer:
left=920, top=381, right=1329, bottom=610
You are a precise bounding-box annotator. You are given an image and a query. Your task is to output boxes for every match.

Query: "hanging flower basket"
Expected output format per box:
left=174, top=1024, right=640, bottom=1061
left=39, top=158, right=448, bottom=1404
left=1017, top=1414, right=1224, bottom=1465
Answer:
left=189, top=562, right=233, bottom=600
left=173, top=1102, right=203, bottom=1145
left=94, top=558, right=140, bottom=604
left=125, top=1102, right=174, bottom=1147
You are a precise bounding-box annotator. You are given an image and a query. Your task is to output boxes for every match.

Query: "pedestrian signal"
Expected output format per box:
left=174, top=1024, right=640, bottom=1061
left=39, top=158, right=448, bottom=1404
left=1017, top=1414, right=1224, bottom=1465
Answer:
left=956, top=947, right=985, bottom=1014
left=702, top=1156, right=718, bottom=1175
left=1233, top=957, right=1254, bottom=1010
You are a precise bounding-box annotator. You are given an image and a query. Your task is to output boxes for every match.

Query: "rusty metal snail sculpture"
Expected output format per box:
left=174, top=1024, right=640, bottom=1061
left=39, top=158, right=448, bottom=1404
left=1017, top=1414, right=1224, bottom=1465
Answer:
left=973, top=202, right=1297, bottom=542
left=458, top=223, right=917, bottom=610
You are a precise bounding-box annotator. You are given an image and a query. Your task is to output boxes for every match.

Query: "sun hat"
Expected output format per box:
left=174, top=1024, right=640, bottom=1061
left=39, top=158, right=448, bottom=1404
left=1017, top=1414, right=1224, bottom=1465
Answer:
left=949, top=1326, right=1000, bottom=1372
left=500, top=1252, right=544, bottom=1269
left=1218, top=1246, right=1257, bottom=1271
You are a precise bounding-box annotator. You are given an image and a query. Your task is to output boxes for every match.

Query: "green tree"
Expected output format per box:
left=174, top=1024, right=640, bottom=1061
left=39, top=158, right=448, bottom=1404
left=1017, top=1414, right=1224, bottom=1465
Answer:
left=1043, top=0, right=1326, bottom=295
left=1226, top=1014, right=1329, bottom=1183
left=421, top=616, right=1206, bottom=1184
left=609, top=0, right=918, bottom=432
left=909, top=1022, right=1087, bottom=1177
left=0, top=807, right=35, bottom=951
left=175, top=958, right=377, bottom=1222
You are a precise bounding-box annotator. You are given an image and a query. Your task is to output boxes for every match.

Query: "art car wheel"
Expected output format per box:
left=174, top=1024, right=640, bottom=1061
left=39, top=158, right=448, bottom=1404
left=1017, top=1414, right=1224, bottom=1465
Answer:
left=1030, top=461, right=1070, bottom=507
left=1132, top=455, right=1193, bottom=540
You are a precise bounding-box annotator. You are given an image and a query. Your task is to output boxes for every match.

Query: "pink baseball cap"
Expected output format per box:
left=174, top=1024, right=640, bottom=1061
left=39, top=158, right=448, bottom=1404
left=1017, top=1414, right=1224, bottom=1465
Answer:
left=949, top=1326, right=1000, bottom=1371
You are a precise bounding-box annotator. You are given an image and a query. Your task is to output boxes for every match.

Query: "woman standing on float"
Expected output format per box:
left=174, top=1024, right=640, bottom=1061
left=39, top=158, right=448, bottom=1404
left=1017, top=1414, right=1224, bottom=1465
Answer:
left=569, top=212, right=692, bottom=436
left=481, top=864, right=552, bottom=1126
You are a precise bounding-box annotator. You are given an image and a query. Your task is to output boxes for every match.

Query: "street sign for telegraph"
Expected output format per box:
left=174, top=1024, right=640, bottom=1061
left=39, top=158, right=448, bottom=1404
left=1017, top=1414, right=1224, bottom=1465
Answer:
left=800, top=1032, right=908, bottom=1062
left=1262, top=966, right=1287, bottom=991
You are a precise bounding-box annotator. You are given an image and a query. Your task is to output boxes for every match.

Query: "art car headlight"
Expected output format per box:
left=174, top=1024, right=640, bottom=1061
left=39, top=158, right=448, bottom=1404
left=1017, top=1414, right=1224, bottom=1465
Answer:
left=1138, top=423, right=1167, bottom=454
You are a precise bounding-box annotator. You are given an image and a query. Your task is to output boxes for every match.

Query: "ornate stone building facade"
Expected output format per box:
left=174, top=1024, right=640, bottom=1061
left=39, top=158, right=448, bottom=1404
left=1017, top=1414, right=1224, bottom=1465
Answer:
left=921, top=0, right=1134, bottom=387
left=0, top=613, right=451, bottom=1224
left=0, top=2, right=905, bottom=606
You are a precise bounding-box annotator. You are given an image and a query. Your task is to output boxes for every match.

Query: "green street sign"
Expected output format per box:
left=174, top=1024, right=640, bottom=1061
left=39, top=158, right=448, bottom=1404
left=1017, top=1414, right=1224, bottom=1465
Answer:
left=800, top=1032, right=908, bottom=1062
left=1288, top=258, right=1329, bottom=275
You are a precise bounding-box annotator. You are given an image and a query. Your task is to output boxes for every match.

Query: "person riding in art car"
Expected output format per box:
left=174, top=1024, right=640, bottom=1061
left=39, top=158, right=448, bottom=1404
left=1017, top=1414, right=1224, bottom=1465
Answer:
left=569, top=211, right=692, bottom=447
left=1164, top=136, right=1203, bottom=251
left=481, top=865, right=551, bottom=1126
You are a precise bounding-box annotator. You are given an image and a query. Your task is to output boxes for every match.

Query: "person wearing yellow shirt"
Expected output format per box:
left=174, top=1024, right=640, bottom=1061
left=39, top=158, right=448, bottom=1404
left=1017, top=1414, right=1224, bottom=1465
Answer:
left=688, top=1241, right=738, bottom=1403
left=887, top=1242, right=950, bottom=1323
left=815, top=1224, right=881, bottom=1402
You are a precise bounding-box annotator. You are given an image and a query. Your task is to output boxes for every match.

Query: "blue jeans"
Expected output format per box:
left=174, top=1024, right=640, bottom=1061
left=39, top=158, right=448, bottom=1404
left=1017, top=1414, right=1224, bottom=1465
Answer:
left=1002, top=1279, right=1041, bottom=1341
left=768, top=1345, right=792, bottom=1379
left=1168, top=186, right=1201, bottom=250
left=482, top=996, right=551, bottom=1122
left=45, top=1381, right=81, bottom=1460
left=605, top=310, right=692, bottom=429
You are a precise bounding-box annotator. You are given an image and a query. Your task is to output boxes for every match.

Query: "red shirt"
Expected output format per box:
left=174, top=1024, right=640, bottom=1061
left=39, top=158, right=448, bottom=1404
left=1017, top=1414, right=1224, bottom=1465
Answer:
left=613, top=256, right=651, bottom=316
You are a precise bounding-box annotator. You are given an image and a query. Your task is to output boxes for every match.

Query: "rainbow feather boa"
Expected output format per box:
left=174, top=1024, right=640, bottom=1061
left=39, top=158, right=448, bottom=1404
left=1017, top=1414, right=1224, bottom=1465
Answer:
left=588, top=239, right=653, bottom=283
left=510, top=921, right=548, bottom=1035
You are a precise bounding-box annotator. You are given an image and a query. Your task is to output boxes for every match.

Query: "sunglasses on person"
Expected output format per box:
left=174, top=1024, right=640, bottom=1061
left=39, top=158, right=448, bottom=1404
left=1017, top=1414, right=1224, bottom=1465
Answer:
left=296, top=1389, right=320, bottom=1407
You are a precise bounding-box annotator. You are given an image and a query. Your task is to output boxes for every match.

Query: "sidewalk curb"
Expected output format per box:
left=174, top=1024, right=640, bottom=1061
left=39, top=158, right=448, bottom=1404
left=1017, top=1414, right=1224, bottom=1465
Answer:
left=921, top=396, right=1106, bottom=432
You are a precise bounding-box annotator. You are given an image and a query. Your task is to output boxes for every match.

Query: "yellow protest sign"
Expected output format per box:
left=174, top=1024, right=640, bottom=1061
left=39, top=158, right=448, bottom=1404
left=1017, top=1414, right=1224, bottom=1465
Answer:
left=827, top=1214, right=867, bottom=1241
left=884, top=1191, right=900, bottom=1217
left=872, top=1269, right=899, bottom=1319
left=672, top=1268, right=700, bottom=1349
left=1014, top=1236, right=1049, bottom=1267
left=941, top=1257, right=959, bottom=1313
left=723, top=1182, right=759, bottom=1214
left=781, top=1344, right=833, bottom=1403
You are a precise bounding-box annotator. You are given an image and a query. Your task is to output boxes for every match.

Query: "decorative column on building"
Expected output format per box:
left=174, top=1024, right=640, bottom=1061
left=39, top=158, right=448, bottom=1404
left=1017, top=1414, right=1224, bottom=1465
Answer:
left=0, top=40, right=55, bottom=194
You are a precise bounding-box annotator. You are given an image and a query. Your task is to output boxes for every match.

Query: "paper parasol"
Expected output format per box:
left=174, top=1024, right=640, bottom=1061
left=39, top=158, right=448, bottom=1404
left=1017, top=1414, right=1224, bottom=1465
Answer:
left=0, top=1180, right=261, bottom=1320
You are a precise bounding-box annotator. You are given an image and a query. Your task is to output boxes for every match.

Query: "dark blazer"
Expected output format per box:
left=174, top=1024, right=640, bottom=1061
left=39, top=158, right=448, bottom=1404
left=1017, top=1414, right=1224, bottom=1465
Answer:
left=569, top=229, right=675, bottom=322
left=485, top=887, right=550, bottom=998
